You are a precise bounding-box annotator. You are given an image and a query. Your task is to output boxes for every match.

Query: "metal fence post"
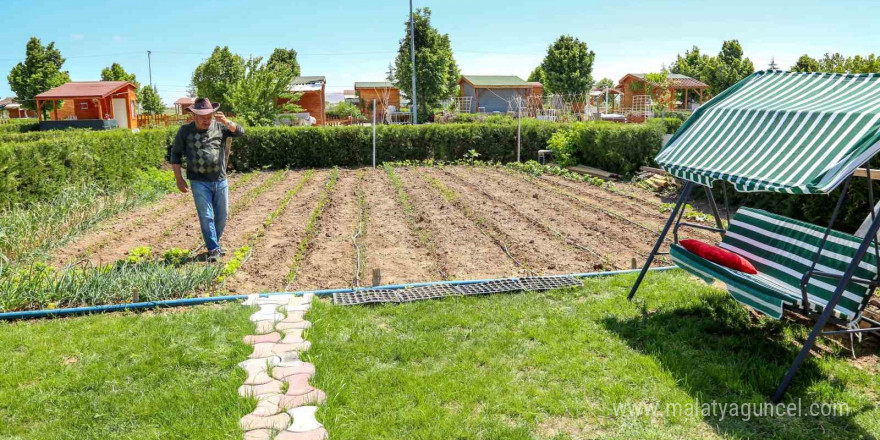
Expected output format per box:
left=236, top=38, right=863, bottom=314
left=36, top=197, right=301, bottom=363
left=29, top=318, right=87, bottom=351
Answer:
left=372, top=99, right=377, bottom=168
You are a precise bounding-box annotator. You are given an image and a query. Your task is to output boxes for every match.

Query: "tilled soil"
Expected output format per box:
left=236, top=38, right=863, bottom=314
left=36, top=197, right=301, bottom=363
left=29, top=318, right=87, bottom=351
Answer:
left=51, top=166, right=713, bottom=292
left=360, top=171, right=436, bottom=285
left=292, top=170, right=360, bottom=291
left=50, top=172, right=267, bottom=266
left=223, top=171, right=329, bottom=293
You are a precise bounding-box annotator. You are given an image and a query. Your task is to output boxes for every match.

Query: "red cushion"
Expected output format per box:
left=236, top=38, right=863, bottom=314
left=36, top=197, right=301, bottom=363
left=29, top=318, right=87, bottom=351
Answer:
left=680, top=239, right=758, bottom=275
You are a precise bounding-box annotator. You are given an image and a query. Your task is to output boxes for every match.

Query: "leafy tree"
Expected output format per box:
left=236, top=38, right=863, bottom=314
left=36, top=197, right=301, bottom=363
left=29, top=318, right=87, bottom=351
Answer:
left=224, top=56, right=301, bottom=126
left=527, top=66, right=548, bottom=96
left=101, top=62, right=139, bottom=87
left=392, top=7, right=460, bottom=122
left=539, top=35, right=595, bottom=97
left=704, top=40, right=754, bottom=96
left=7, top=37, right=70, bottom=115
left=326, top=101, right=364, bottom=120
left=191, top=46, right=245, bottom=104
left=791, top=53, right=880, bottom=74
left=139, top=85, right=165, bottom=115
left=267, top=48, right=301, bottom=78
left=595, top=78, right=614, bottom=89
left=669, top=46, right=711, bottom=81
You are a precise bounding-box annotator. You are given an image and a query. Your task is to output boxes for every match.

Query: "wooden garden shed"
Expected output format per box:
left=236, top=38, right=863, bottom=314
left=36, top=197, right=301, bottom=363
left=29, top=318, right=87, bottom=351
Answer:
left=277, top=76, right=327, bottom=125
left=354, top=81, right=400, bottom=117
left=34, top=81, right=138, bottom=130
left=174, top=97, right=194, bottom=114
left=459, top=75, right=531, bottom=113
left=617, top=73, right=708, bottom=111
left=0, top=97, right=35, bottom=118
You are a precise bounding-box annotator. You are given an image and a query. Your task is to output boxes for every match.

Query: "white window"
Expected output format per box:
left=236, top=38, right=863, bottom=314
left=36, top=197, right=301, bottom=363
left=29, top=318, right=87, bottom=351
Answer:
left=80, top=102, right=89, bottom=110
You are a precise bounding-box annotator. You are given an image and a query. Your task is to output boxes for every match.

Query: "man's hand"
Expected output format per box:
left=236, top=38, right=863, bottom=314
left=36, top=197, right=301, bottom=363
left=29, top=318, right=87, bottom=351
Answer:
left=176, top=177, right=189, bottom=193
left=215, top=111, right=236, bottom=131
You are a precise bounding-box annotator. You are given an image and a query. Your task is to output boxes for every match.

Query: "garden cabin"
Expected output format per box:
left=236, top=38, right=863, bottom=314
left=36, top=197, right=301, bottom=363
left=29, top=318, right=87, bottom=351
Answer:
left=354, top=81, right=401, bottom=117
left=34, top=81, right=138, bottom=130
left=0, top=97, right=35, bottom=118
left=459, top=75, right=531, bottom=113
left=343, top=90, right=358, bottom=106
left=617, top=73, right=708, bottom=112
left=174, top=97, right=194, bottom=115
left=278, top=76, right=326, bottom=125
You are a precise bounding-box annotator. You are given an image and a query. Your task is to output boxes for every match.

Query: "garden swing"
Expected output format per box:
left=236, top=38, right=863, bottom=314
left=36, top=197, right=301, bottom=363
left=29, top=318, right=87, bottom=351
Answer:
left=627, top=70, right=880, bottom=402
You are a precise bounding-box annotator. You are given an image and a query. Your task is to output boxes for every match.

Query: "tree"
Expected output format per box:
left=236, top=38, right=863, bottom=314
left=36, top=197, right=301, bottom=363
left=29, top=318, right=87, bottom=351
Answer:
left=595, top=78, right=614, bottom=89
left=101, top=62, right=139, bottom=87
left=539, top=35, right=595, bottom=97
left=139, top=85, right=165, bottom=115
left=704, top=40, right=754, bottom=96
left=7, top=37, right=70, bottom=115
left=392, top=7, right=460, bottom=122
left=791, top=53, right=880, bottom=74
left=267, top=48, right=301, bottom=78
left=191, top=46, right=245, bottom=103
left=224, top=56, right=301, bottom=126
left=669, top=46, right=711, bottom=81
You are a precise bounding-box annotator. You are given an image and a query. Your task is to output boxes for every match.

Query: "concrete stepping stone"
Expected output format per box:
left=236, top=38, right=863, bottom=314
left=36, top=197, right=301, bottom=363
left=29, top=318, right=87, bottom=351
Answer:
left=285, top=303, right=310, bottom=313
left=286, top=406, right=323, bottom=432
left=256, top=295, right=293, bottom=306
left=274, top=428, right=328, bottom=440
left=271, top=361, right=315, bottom=380
left=279, top=328, right=304, bottom=340
left=250, top=393, right=284, bottom=417
left=238, top=357, right=279, bottom=386
left=244, top=332, right=282, bottom=345
left=254, top=320, right=276, bottom=335
left=271, top=341, right=311, bottom=356
left=240, top=412, right=291, bottom=431
left=276, top=320, right=311, bottom=332
left=279, top=389, right=326, bottom=410
left=282, top=374, right=318, bottom=397
left=251, top=304, right=285, bottom=322
left=249, top=342, right=278, bottom=359
left=281, top=311, right=306, bottom=322
left=239, top=379, right=284, bottom=398
left=243, top=429, right=274, bottom=440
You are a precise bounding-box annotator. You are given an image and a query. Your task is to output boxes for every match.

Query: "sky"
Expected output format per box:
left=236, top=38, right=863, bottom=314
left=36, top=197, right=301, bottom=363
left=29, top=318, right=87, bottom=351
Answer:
left=1, top=0, right=878, bottom=106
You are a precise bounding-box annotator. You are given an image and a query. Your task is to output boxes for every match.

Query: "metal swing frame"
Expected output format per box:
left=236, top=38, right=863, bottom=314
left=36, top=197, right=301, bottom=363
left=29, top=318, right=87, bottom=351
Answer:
left=627, top=161, right=880, bottom=403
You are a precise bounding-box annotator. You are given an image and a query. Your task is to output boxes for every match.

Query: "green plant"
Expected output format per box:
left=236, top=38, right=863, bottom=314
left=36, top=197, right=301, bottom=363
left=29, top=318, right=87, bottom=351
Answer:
left=224, top=56, right=300, bottom=126
left=546, top=120, right=665, bottom=173
left=125, top=245, right=153, bottom=265
left=163, top=248, right=191, bottom=266
left=326, top=101, right=365, bottom=120
left=7, top=37, right=70, bottom=116
left=540, top=34, right=595, bottom=95
left=216, top=246, right=251, bottom=284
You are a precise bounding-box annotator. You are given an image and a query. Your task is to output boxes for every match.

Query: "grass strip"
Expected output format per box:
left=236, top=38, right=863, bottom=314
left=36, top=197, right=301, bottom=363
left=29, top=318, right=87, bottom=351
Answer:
left=285, top=167, right=340, bottom=287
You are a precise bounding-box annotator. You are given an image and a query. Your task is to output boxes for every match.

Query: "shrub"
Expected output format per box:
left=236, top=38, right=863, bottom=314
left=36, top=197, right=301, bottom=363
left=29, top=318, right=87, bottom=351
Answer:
left=663, top=117, right=683, bottom=134
left=0, top=118, right=39, bottom=133
left=0, top=127, right=174, bottom=209
left=230, top=120, right=565, bottom=170
left=547, top=120, right=665, bottom=174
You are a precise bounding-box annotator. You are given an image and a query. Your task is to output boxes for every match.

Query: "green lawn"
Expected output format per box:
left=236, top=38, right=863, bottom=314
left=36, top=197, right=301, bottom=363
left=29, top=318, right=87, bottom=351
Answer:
left=305, top=271, right=880, bottom=440
left=0, top=303, right=254, bottom=440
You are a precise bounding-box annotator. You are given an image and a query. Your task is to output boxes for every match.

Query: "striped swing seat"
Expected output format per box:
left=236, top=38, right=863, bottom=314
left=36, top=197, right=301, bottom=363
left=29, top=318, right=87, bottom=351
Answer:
left=671, top=207, right=879, bottom=321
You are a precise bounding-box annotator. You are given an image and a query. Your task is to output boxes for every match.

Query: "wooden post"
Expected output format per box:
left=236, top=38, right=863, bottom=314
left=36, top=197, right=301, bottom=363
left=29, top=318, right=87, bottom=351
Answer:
left=35, top=99, right=41, bottom=121
left=372, top=269, right=381, bottom=287
left=53, top=100, right=58, bottom=121
left=683, top=89, right=688, bottom=110
left=97, top=99, right=103, bottom=120
left=699, top=89, right=704, bottom=104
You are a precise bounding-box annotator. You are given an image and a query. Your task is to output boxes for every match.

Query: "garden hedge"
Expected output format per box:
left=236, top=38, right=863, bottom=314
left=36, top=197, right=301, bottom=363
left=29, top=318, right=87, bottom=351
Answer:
left=547, top=119, right=666, bottom=174
left=229, top=120, right=565, bottom=170
left=0, top=128, right=173, bottom=208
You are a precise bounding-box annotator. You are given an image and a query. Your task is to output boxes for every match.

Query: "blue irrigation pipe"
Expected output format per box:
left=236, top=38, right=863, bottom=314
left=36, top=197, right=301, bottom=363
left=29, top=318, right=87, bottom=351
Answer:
left=0, top=266, right=678, bottom=320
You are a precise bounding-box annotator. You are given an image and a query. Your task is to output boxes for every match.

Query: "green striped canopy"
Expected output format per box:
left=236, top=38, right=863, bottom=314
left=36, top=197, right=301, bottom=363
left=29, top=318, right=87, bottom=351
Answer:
left=657, top=71, right=880, bottom=194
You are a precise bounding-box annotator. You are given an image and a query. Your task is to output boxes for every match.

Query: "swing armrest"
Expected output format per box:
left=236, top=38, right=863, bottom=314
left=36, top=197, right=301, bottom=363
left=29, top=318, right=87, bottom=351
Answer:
left=677, top=222, right=726, bottom=234
left=807, top=270, right=880, bottom=287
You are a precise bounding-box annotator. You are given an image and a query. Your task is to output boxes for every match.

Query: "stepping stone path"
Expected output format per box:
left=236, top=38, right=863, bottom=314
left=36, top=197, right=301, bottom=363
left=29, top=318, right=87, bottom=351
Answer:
left=239, top=292, right=329, bottom=440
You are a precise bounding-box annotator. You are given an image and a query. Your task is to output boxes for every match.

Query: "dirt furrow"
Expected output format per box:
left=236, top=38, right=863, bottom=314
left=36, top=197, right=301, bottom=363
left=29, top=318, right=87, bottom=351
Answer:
left=395, top=167, right=521, bottom=280
left=421, top=167, right=600, bottom=274
left=446, top=167, right=662, bottom=269
left=292, top=170, right=360, bottom=291
left=191, top=171, right=305, bottom=259
left=224, top=171, right=329, bottom=293
left=51, top=172, right=267, bottom=266
left=362, top=169, right=436, bottom=286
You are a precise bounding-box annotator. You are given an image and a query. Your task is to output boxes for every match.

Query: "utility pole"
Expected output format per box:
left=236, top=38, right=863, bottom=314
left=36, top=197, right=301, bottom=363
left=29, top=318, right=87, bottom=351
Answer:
left=147, top=50, right=153, bottom=89
left=409, top=0, right=417, bottom=124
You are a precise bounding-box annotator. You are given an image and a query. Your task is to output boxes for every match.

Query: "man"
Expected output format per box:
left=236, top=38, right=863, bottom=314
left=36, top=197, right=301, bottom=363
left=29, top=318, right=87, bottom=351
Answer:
left=169, top=98, right=244, bottom=262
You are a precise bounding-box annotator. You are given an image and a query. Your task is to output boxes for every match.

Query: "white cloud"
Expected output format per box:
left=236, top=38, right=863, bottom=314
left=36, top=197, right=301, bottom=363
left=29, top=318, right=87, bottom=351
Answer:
left=70, top=33, right=85, bottom=40
left=113, top=35, right=124, bottom=43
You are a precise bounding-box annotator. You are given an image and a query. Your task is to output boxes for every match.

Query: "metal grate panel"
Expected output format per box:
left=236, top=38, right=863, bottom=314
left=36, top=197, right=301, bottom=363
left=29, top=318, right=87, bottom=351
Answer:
left=333, top=289, right=399, bottom=306
left=518, top=276, right=582, bottom=291
left=396, top=284, right=459, bottom=302
left=455, top=279, right=523, bottom=296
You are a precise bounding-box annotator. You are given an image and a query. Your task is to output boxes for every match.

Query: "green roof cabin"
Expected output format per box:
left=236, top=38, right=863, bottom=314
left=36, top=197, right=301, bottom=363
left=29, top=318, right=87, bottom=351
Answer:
left=458, top=75, right=533, bottom=113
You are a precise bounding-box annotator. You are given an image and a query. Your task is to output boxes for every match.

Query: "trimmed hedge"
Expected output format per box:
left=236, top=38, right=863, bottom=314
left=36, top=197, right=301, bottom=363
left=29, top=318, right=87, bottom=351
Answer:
left=0, top=119, right=39, bottom=134
left=0, top=128, right=173, bottom=209
left=230, top=120, right=565, bottom=170
left=547, top=120, right=666, bottom=175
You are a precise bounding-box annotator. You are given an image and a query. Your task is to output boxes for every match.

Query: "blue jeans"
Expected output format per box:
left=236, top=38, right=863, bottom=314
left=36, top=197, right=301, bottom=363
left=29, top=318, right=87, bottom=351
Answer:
left=191, top=179, right=229, bottom=252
